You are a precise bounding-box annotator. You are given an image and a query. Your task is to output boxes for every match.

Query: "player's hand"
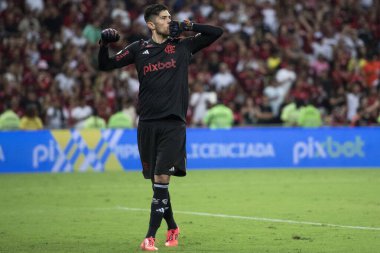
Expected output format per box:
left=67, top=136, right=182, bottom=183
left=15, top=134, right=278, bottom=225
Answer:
left=169, top=20, right=193, bottom=38
left=99, top=28, right=120, bottom=45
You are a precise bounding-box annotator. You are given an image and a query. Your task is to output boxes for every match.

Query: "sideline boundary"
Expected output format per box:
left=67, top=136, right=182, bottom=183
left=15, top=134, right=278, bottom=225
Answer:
left=113, top=206, right=380, bottom=231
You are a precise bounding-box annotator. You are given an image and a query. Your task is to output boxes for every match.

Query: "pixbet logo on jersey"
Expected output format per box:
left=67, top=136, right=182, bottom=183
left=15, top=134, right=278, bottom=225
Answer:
left=292, top=136, right=365, bottom=165
left=143, top=59, right=176, bottom=75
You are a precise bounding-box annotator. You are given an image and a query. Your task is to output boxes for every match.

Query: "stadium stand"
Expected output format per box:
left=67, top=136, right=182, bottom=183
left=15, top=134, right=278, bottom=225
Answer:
left=0, top=0, right=379, bottom=128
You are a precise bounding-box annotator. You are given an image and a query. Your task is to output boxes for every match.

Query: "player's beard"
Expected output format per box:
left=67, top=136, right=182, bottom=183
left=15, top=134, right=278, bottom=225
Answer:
left=157, top=26, right=170, bottom=38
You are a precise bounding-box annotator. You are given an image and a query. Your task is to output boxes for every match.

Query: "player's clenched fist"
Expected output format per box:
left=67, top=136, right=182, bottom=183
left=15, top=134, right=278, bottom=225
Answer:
left=100, top=28, right=120, bottom=45
left=169, top=20, right=193, bottom=38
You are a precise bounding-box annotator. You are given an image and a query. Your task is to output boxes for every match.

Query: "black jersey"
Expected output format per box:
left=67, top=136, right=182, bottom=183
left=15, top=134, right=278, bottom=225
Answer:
left=98, top=24, right=223, bottom=122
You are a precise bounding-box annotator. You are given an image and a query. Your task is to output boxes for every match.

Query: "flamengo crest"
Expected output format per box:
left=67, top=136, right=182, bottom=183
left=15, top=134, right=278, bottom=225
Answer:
left=164, top=44, right=175, bottom=54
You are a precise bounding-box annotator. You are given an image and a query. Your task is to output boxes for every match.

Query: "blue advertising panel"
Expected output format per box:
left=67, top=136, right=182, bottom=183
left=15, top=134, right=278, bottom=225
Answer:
left=0, top=130, right=55, bottom=173
left=186, top=127, right=380, bottom=168
left=0, top=127, right=379, bottom=173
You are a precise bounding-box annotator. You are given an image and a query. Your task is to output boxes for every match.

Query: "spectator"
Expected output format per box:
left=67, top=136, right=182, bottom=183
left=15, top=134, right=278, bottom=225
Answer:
left=20, top=104, right=43, bottom=130
left=240, top=97, right=256, bottom=125
left=327, top=86, right=348, bottom=126
left=351, top=96, right=378, bottom=126
left=255, top=95, right=275, bottom=125
left=207, top=52, right=221, bottom=75
left=346, top=83, right=362, bottom=121
left=0, top=100, right=20, bottom=130
left=175, top=3, right=193, bottom=21
left=71, top=98, right=92, bottom=129
left=224, top=16, right=241, bottom=34
left=203, top=100, right=234, bottom=129
left=275, top=63, right=296, bottom=90
left=280, top=97, right=304, bottom=127
left=264, top=63, right=296, bottom=117
left=297, top=101, right=323, bottom=127
left=263, top=80, right=284, bottom=119
left=189, top=81, right=217, bottom=127
left=310, top=54, right=330, bottom=77
left=18, top=11, right=40, bottom=41
left=25, top=0, right=44, bottom=14
left=119, top=69, right=140, bottom=98
left=362, top=53, right=380, bottom=87
left=198, top=0, right=214, bottom=19
left=82, top=108, right=106, bottom=129
left=261, top=1, right=278, bottom=33
left=121, top=98, right=137, bottom=127
left=69, top=24, right=87, bottom=48
left=111, top=1, right=131, bottom=28
left=54, top=65, right=77, bottom=95
left=108, top=100, right=134, bottom=129
left=0, top=1, right=379, bottom=129
left=82, top=19, right=102, bottom=45
left=45, top=98, right=68, bottom=129
left=311, top=31, right=334, bottom=62
left=210, top=62, right=236, bottom=91
left=41, top=4, right=63, bottom=35
left=20, top=89, right=43, bottom=118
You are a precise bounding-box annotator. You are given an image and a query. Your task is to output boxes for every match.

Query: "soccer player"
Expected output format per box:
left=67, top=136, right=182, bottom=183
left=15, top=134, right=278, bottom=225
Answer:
left=98, top=3, right=223, bottom=251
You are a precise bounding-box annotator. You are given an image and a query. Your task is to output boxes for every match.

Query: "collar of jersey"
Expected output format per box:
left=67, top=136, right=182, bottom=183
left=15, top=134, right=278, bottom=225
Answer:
left=149, top=38, right=169, bottom=46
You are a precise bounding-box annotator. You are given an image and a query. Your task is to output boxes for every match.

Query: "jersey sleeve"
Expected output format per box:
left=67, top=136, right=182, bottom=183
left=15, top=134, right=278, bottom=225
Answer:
left=98, top=41, right=139, bottom=71
left=182, top=24, right=223, bottom=55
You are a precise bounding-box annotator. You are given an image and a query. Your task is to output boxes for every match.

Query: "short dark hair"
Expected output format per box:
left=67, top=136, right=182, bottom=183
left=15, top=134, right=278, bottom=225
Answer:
left=144, top=4, right=169, bottom=22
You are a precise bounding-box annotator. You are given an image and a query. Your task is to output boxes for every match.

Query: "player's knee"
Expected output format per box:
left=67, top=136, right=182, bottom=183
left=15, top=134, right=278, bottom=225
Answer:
left=154, top=174, right=170, bottom=184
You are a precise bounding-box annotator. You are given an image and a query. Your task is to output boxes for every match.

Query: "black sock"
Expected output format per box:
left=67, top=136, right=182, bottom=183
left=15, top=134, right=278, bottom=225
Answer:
left=146, top=183, right=169, bottom=238
left=163, top=192, right=177, bottom=230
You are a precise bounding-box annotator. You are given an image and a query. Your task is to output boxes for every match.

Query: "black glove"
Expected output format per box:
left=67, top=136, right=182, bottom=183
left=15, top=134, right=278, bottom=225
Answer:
left=100, top=28, right=120, bottom=45
left=169, top=20, right=193, bottom=38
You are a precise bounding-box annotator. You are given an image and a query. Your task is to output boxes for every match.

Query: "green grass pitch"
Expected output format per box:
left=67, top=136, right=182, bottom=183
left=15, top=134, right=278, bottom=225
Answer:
left=1, top=169, right=380, bottom=253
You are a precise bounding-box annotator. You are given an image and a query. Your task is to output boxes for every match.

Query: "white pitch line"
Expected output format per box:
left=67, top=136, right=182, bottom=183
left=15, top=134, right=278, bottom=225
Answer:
left=115, top=206, right=380, bottom=231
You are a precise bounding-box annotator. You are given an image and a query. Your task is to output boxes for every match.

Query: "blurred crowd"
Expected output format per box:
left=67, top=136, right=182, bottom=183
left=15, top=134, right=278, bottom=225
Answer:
left=0, top=0, right=380, bottom=130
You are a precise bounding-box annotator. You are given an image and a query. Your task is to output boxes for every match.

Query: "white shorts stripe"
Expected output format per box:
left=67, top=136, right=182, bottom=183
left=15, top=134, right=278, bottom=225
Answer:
left=153, top=184, right=169, bottom=189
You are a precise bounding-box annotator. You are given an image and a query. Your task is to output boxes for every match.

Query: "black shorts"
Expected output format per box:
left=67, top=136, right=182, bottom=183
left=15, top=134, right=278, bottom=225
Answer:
left=137, top=118, right=187, bottom=180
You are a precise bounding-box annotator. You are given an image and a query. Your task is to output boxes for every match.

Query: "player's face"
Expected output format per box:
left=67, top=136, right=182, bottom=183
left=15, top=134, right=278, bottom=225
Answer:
left=153, top=10, right=171, bottom=36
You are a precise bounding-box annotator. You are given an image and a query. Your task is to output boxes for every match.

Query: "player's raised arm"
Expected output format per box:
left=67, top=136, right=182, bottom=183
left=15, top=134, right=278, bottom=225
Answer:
left=169, top=20, right=223, bottom=54
left=98, top=28, right=137, bottom=71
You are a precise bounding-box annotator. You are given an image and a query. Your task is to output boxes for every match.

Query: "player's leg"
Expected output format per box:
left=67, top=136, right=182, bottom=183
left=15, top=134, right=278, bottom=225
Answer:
left=163, top=152, right=186, bottom=244
left=148, top=175, right=179, bottom=247
left=137, top=121, right=157, bottom=180
left=138, top=121, right=162, bottom=251
left=154, top=119, right=186, bottom=247
left=163, top=192, right=177, bottom=230
left=163, top=192, right=180, bottom=247
left=140, top=174, right=170, bottom=251
left=140, top=119, right=185, bottom=250
left=146, top=174, right=170, bottom=237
